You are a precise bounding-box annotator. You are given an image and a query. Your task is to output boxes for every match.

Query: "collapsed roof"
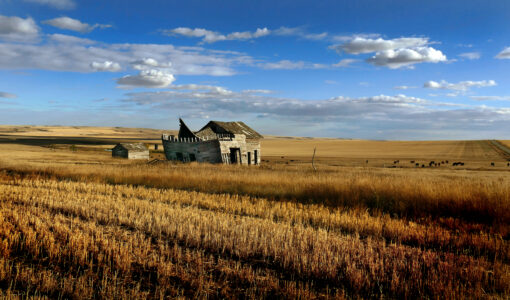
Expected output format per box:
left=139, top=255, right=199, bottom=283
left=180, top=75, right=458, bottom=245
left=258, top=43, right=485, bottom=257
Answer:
left=177, top=119, right=263, bottom=140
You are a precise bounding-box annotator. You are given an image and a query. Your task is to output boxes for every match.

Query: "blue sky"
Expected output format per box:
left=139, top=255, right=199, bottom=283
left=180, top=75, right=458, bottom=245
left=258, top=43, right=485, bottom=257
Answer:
left=1, top=0, right=510, bottom=139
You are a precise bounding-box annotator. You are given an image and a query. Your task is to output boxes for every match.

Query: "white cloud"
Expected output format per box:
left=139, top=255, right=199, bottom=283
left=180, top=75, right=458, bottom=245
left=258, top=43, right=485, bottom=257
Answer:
left=120, top=86, right=510, bottom=139
left=164, top=27, right=270, bottom=43
left=394, top=85, right=417, bottom=90
left=253, top=28, right=270, bottom=38
left=242, top=89, right=273, bottom=94
left=23, top=0, right=76, bottom=10
left=470, top=96, right=510, bottom=101
left=332, top=58, right=358, bottom=67
left=272, top=27, right=329, bottom=40
left=124, top=87, right=430, bottom=118
left=131, top=58, right=172, bottom=70
left=0, top=15, right=39, bottom=41
left=259, top=60, right=305, bottom=70
left=424, top=80, right=496, bottom=91
left=166, top=26, right=332, bottom=43
left=332, top=37, right=429, bottom=55
left=366, top=47, right=447, bottom=69
left=0, top=92, right=17, bottom=99
left=90, top=61, right=121, bottom=72
left=258, top=60, right=327, bottom=70
left=458, top=52, right=481, bottom=60
left=0, top=35, right=249, bottom=75
left=43, top=17, right=111, bottom=33
left=49, top=33, right=94, bottom=44
left=495, top=47, right=510, bottom=59
left=117, top=69, right=176, bottom=88
left=331, top=33, right=381, bottom=43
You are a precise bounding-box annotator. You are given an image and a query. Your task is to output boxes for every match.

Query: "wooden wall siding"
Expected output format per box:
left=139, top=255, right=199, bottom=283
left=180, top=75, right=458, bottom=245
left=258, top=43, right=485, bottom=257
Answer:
left=113, top=149, right=149, bottom=159
left=162, top=134, right=261, bottom=165
left=112, top=148, right=128, bottom=158
left=112, top=144, right=149, bottom=160
left=162, top=139, right=222, bottom=163
left=162, top=134, right=260, bottom=165
left=127, top=152, right=150, bottom=160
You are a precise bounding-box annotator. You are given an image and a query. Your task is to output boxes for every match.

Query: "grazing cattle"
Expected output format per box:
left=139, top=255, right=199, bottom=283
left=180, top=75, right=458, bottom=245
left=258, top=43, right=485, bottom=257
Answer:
left=393, top=160, right=400, bottom=164
left=491, top=162, right=495, bottom=167
left=421, top=164, right=425, bottom=168
left=410, top=160, right=415, bottom=163
left=452, top=162, right=464, bottom=166
left=429, top=161, right=435, bottom=167
left=446, top=160, right=449, bottom=164
left=507, top=162, right=509, bottom=167
left=415, top=163, right=420, bottom=167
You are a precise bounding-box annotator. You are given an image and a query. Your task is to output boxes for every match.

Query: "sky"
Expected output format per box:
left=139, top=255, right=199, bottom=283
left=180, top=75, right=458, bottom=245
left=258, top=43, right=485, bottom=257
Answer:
left=0, top=0, right=510, bottom=140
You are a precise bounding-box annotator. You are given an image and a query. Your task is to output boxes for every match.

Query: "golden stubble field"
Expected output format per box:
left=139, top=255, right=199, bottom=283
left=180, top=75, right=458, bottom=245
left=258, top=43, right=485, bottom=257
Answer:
left=0, top=125, right=509, bottom=298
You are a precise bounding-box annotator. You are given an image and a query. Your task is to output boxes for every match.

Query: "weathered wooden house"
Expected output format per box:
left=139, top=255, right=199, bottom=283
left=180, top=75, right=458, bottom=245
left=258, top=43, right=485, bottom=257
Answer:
left=112, top=143, right=149, bottom=159
left=162, top=119, right=262, bottom=165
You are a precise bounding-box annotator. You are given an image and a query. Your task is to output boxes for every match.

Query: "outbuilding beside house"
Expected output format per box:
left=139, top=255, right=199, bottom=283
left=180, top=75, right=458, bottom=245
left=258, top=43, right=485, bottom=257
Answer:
left=112, top=143, right=149, bottom=159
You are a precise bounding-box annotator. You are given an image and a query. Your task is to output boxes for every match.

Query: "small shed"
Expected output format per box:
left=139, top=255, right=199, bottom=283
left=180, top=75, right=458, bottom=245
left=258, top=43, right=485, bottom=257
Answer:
left=112, top=143, right=149, bottom=159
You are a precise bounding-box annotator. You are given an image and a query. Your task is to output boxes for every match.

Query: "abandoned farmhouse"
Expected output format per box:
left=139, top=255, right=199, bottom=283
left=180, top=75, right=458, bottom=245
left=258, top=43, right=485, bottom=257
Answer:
left=162, top=119, right=262, bottom=165
left=112, top=143, right=149, bottom=159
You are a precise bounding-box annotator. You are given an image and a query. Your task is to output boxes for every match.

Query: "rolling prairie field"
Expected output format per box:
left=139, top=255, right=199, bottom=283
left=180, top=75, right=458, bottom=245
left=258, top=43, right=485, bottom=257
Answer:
left=0, top=126, right=509, bottom=298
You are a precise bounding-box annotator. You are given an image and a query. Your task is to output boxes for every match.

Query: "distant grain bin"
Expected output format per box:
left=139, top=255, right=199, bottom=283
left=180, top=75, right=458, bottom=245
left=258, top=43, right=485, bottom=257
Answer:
left=162, top=118, right=262, bottom=165
left=112, top=143, right=149, bottom=159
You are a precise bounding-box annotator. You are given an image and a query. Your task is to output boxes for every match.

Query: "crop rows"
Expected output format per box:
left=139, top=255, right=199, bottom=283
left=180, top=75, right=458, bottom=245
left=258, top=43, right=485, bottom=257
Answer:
left=0, top=173, right=508, bottom=298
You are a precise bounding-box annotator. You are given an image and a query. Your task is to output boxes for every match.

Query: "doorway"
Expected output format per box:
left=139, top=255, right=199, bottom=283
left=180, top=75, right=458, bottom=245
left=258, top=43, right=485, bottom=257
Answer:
left=229, top=148, right=241, bottom=164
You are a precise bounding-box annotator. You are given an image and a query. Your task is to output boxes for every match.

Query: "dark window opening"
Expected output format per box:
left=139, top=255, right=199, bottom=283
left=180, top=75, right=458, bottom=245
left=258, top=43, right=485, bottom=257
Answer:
left=247, top=152, right=252, bottom=165
left=254, top=150, right=258, bottom=165
left=189, top=153, right=196, bottom=162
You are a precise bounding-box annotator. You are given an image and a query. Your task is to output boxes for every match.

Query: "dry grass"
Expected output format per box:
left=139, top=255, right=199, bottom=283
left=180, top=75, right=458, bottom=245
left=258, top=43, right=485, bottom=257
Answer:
left=0, top=174, right=508, bottom=298
left=3, top=162, right=509, bottom=226
left=0, top=130, right=509, bottom=298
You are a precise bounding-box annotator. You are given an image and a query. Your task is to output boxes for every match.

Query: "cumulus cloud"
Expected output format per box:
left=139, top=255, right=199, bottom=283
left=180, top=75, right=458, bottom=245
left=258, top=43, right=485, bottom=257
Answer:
left=330, top=36, right=447, bottom=69
left=90, top=61, right=121, bottom=72
left=0, top=92, right=17, bottom=99
left=0, top=35, right=250, bottom=75
left=495, top=47, right=510, bottom=59
left=332, top=37, right=429, bottom=55
left=0, top=15, right=39, bottom=41
left=23, top=0, right=76, bottom=10
left=164, top=27, right=270, bottom=43
left=458, top=52, right=481, bottom=60
left=117, top=69, right=176, bottom=88
left=366, top=47, right=447, bottom=69
left=43, top=17, right=111, bottom=33
left=424, top=80, right=496, bottom=91
left=131, top=58, right=172, bottom=70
